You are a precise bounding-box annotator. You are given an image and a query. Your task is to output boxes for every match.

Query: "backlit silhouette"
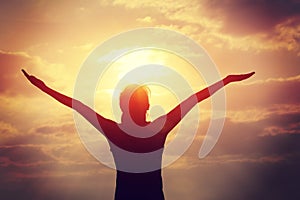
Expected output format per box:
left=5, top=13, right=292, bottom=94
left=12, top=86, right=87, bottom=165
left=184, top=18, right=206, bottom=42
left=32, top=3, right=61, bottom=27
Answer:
left=22, top=69, right=254, bottom=200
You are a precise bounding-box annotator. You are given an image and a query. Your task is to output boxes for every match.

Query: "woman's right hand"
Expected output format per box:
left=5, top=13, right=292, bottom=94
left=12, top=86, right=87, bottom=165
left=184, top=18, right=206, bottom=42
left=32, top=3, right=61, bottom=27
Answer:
left=22, top=69, right=46, bottom=89
left=226, top=72, right=255, bottom=83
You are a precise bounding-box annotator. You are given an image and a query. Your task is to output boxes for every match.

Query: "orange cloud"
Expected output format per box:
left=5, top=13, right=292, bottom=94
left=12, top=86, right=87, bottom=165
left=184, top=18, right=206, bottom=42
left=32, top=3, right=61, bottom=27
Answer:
left=0, top=121, right=18, bottom=136
left=107, top=0, right=300, bottom=56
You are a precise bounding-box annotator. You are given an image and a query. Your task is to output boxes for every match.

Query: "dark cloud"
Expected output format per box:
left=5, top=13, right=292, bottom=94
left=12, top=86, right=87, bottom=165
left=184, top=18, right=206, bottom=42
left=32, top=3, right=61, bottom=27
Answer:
left=203, top=0, right=300, bottom=35
left=1, top=158, right=299, bottom=200
left=0, top=169, right=115, bottom=200
left=163, top=108, right=300, bottom=199
left=0, top=141, right=115, bottom=199
left=226, top=77, right=300, bottom=109
left=167, top=109, right=300, bottom=199
left=0, top=111, right=299, bottom=199
left=0, top=131, right=74, bottom=146
left=33, top=123, right=75, bottom=135
left=164, top=156, right=300, bottom=200
left=208, top=112, right=300, bottom=156
left=0, top=146, right=53, bottom=165
left=0, top=143, right=104, bottom=179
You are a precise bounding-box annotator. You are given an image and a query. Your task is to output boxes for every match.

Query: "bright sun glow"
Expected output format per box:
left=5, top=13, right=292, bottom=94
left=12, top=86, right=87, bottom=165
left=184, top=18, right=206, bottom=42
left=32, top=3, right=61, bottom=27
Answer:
left=94, top=48, right=206, bottom=122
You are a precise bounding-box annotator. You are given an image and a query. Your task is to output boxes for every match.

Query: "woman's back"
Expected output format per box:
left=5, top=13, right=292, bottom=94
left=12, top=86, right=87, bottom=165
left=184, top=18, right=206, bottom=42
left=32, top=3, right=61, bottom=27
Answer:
left=114, top=170, right=164, bottom=200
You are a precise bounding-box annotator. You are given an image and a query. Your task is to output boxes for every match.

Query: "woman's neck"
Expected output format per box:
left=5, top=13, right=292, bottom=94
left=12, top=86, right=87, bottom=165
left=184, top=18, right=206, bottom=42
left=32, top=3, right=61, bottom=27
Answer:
left=122, top=113, right=148, bottom=127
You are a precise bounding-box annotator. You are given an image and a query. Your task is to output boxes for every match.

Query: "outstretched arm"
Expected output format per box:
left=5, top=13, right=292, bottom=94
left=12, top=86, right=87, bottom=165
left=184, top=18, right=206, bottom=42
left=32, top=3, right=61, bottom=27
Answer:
left=155, top=72, right=255, bottom=135
left=22, top=69, right=74, bottom=107
left=21, top=69, right=116, bottom=134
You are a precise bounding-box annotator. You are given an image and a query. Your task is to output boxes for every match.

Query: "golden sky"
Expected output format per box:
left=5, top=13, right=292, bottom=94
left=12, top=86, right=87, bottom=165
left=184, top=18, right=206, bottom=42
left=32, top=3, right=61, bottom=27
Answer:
left=0, top=0, right=300, bottom=199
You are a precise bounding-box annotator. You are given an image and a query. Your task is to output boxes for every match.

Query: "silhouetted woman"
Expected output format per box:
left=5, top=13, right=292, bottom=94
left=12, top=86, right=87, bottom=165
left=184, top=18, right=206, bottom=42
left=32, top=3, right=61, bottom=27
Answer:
left=22, top=69, right=254, bottom=200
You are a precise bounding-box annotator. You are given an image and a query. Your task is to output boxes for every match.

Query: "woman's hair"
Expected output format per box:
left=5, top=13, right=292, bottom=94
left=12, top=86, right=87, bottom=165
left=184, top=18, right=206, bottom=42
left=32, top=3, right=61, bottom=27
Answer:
left=119, top=84, right=150, bottom=116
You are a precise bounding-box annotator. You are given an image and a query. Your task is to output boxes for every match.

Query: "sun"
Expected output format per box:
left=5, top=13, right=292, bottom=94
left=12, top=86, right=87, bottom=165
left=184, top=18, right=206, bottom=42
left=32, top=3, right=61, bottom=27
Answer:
left=93, top=48, right=205, bottom=122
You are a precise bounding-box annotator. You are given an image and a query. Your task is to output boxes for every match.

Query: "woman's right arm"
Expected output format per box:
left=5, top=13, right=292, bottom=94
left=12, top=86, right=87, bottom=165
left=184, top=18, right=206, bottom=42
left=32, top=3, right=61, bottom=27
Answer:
left=22, top=69, right=117, bottom=134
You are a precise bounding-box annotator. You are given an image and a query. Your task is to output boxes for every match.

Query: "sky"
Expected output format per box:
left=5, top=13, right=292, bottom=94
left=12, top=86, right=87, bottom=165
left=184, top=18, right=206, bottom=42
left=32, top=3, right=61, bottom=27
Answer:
left=0, top=0, right=300, bottom=199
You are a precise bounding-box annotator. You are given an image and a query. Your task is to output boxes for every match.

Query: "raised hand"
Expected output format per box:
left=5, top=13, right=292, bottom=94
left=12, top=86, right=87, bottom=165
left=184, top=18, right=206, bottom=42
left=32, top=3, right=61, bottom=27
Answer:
left=225, top=72, right=255, bottom=83
left=21, top=69, right=46, bottom=89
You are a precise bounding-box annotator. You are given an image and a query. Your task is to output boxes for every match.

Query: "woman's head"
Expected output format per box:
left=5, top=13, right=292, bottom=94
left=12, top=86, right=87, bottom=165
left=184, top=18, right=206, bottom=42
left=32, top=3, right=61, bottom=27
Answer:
left=120, top=84, right=150, bottom=124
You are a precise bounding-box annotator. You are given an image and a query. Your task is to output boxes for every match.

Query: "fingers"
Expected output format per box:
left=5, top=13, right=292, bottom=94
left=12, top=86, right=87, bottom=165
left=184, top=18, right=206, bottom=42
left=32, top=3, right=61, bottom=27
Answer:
left=244, top=71, right=255, bottom=79
left=248, top=71, right=255, bottom=76
left=21, top=69, right=30, bottom=79
left=227, top=71, right=255, bottom=83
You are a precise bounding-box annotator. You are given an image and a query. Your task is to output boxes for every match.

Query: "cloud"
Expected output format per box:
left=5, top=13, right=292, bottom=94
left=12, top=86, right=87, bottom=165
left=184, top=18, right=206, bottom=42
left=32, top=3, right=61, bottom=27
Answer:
left=0, top=126, right=115, bottom=199
left=262, top=123, right=300, bottom=136
left=0, top=171, right=115, bottom=200
left=248, top=74, right=300, bottom=84
left=0, top=121, right=18, bottom=136
left=31, top=123, right=75, bottom=135
left=0, top=146, right=55, bottom=172
left=0, top=50, right=61, bottom=96
left=0, top=147, right=114, bottom=199
left=164, top=110, right=300, bottom=199
left=1, top=121, right=77, bottom=146
left=1, top=43, right=82, bottom=104
left=136, top=16, right=155, bottom=23
left=225, top=104, right=300, bottom=123
left=273, top=17, right=300, bottom=54
left=0, top=50, right=33, bottom=94
left=225, top=74, right=300, bottom=109
left=208, top=111, right=300, bottom=157
left=164, top=153, right=300, bottom=200
left=202, top=0, right=300, bottom=34
left=108, top=0, right=300, bottom=55
left=72, top=43, right=95, bottom=51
